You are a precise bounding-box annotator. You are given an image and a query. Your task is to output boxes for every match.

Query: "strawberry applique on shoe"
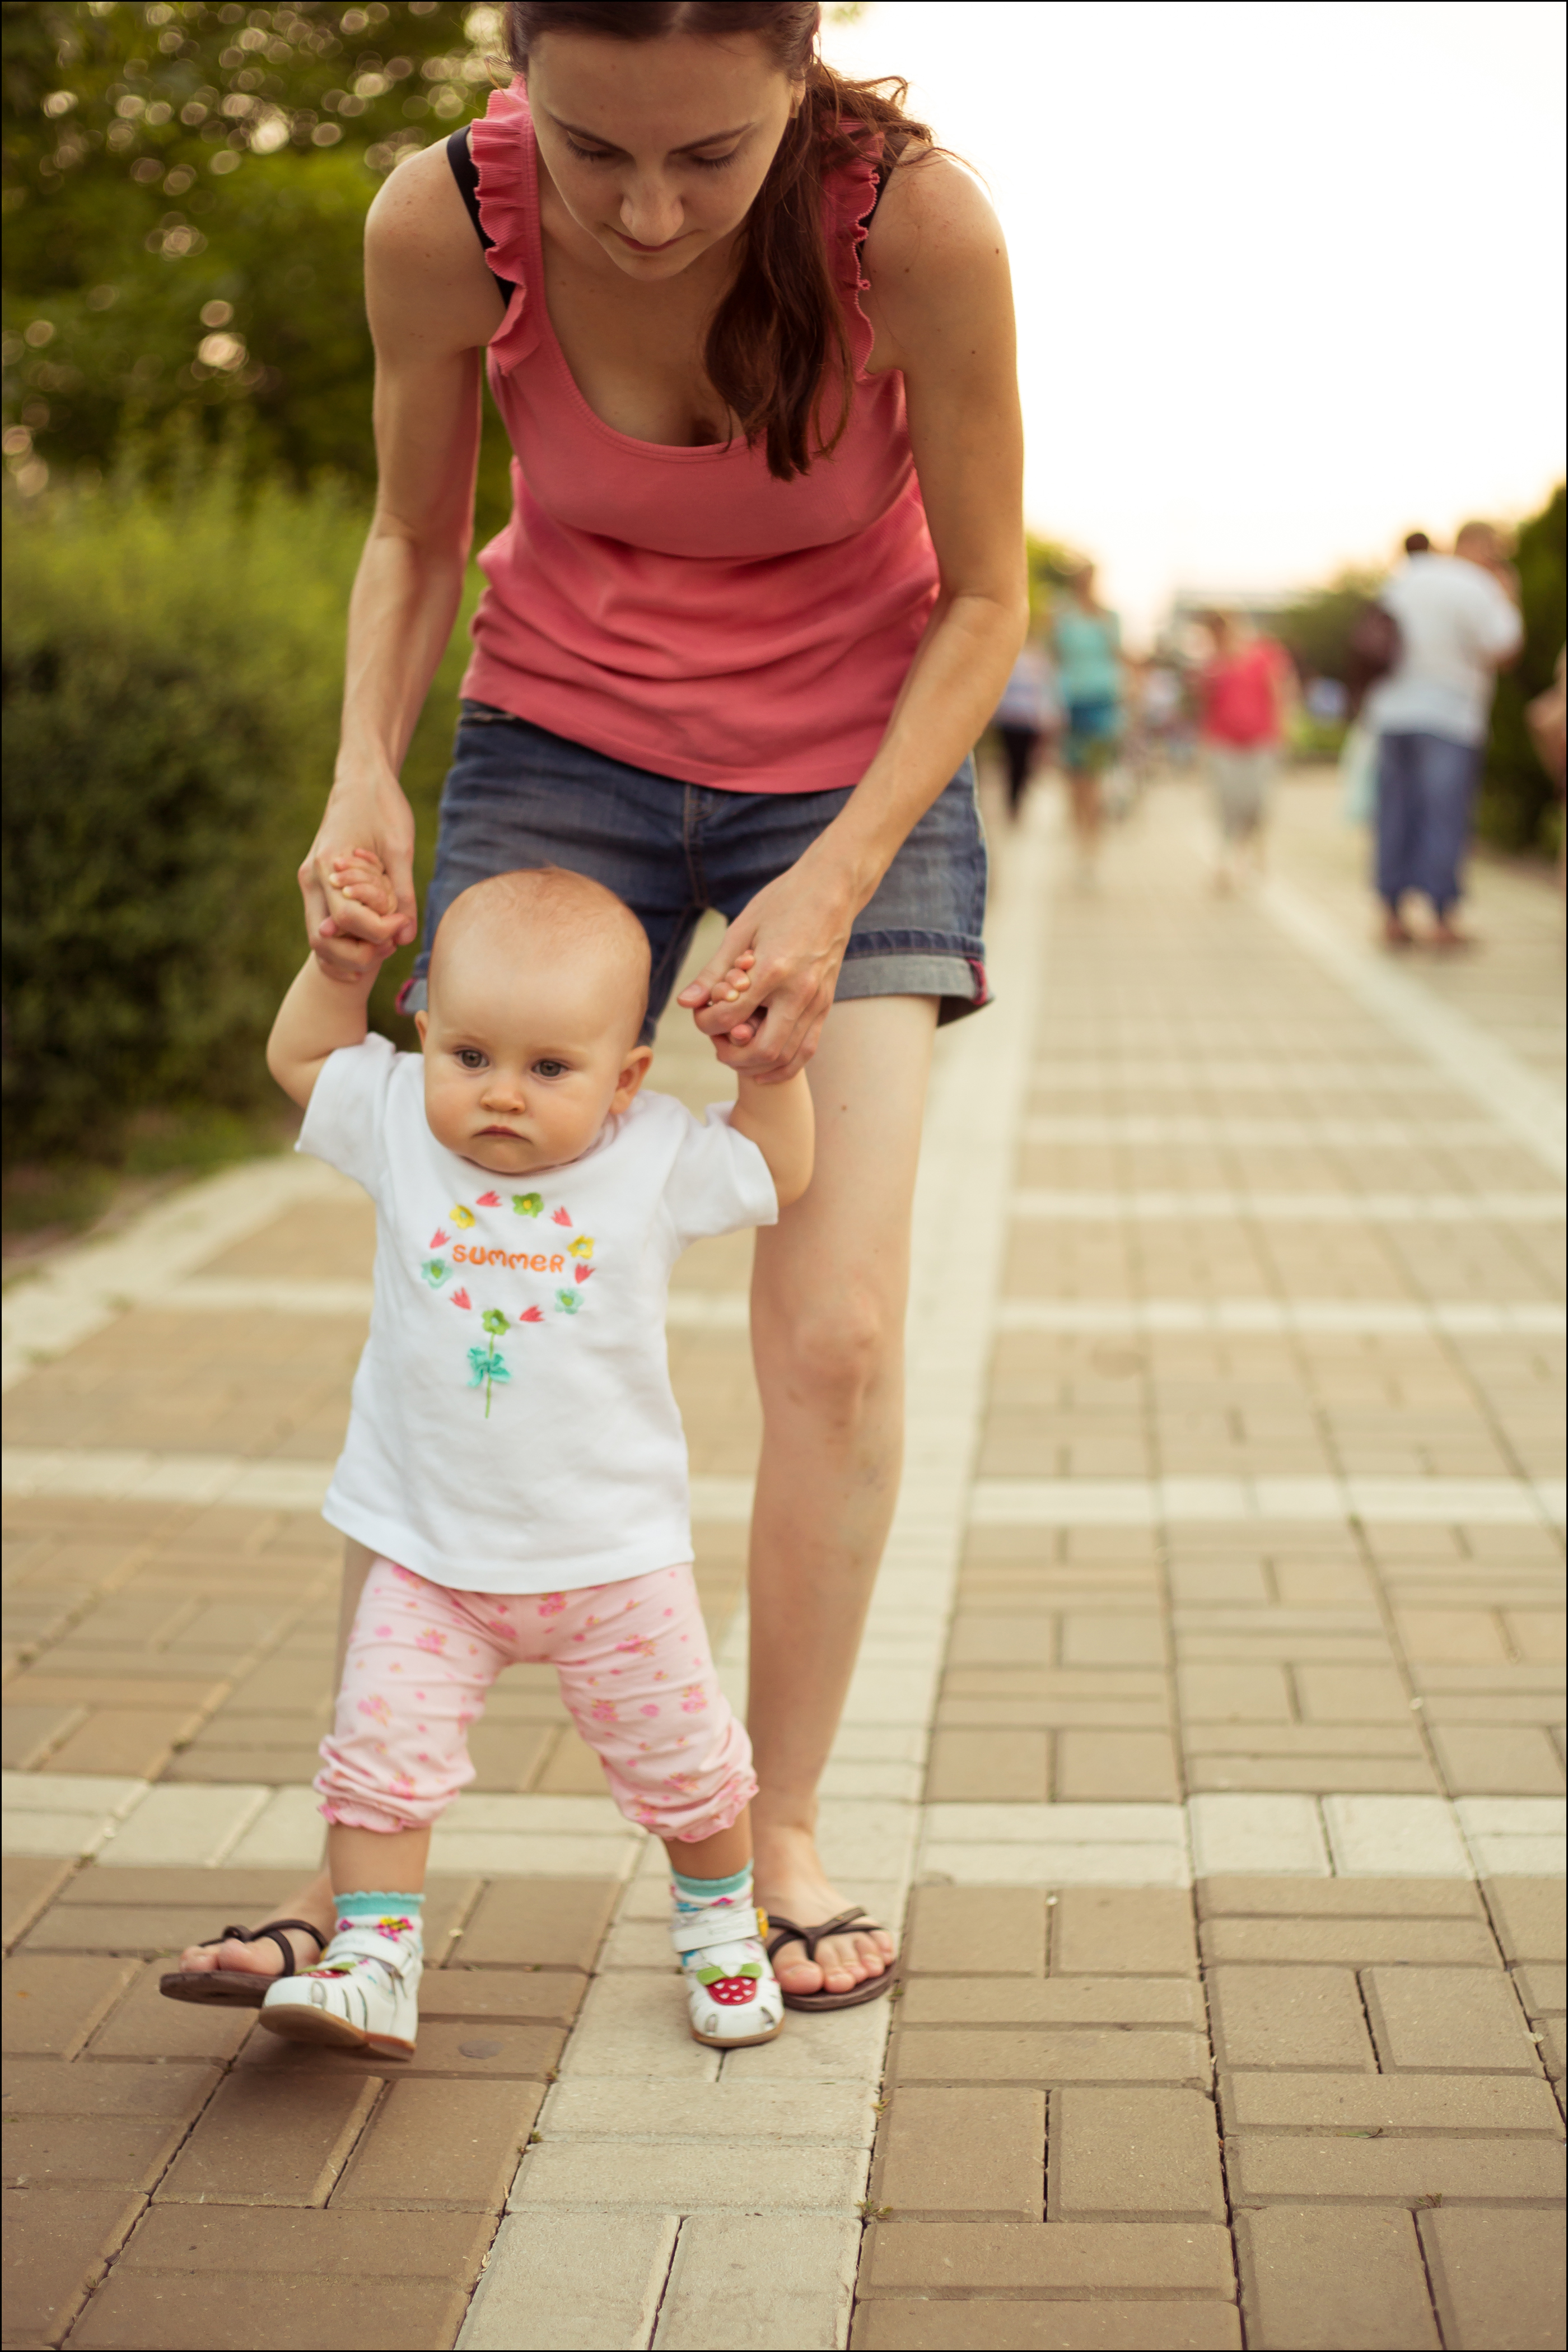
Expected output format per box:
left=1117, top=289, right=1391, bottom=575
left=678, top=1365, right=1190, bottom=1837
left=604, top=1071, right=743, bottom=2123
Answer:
left=670, top=1900, right=783, bottom=2048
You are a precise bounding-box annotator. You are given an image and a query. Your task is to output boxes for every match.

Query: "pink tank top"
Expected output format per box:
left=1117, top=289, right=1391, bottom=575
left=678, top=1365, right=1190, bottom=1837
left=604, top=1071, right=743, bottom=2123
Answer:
left=461, top=84, right=940, bottom=794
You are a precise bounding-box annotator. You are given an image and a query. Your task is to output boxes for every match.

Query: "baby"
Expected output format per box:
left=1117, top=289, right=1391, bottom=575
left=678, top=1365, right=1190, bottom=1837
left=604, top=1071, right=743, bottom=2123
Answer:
left=255, top=853, right=813, bottom=2057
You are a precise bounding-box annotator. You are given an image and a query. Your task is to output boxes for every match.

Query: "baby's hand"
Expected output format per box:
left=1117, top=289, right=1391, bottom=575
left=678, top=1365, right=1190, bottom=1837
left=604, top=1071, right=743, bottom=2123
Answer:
left=311, top=850, right=400, bottom=982
left=702, top=951, right=760, bottom=1049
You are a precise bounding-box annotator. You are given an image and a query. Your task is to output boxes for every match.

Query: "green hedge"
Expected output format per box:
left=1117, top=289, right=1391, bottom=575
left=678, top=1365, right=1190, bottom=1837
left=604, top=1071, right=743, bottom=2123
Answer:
left=1, top=472, right=470, bottom=1170
left=1478, top=485, right=1566, bottom=856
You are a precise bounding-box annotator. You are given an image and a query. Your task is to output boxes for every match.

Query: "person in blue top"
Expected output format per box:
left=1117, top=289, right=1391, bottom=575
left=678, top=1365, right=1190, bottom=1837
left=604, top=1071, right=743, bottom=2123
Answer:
left=1052, top=563, right=1124, bottom=874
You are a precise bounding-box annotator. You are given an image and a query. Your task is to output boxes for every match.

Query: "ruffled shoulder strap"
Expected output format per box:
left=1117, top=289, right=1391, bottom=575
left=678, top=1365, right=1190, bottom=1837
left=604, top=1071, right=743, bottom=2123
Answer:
left=468, top=78, right=542, bottom=371
left=824, top=125, right=886, bottom=380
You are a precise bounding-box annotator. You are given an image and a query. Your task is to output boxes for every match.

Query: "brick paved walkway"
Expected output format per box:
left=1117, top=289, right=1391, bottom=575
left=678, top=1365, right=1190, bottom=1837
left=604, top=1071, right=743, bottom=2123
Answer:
left=3, top=776, right=1563, bottom=2350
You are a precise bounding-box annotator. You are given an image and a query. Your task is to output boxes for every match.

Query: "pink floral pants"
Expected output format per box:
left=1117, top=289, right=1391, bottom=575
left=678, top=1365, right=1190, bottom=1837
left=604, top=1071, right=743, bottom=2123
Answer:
left=315, top=1557, right=756, bottom=1844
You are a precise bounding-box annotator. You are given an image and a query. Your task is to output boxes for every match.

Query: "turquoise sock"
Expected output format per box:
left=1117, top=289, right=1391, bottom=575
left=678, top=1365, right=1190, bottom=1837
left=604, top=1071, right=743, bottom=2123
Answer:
left=334, top=1890, right=424, bottom=1932
left=671, top=1865, right=751, bottom=1910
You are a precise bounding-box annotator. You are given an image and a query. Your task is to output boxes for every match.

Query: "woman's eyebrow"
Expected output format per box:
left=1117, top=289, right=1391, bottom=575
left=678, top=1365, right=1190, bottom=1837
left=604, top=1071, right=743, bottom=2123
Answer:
left=549, top=114, right=754, bottom=154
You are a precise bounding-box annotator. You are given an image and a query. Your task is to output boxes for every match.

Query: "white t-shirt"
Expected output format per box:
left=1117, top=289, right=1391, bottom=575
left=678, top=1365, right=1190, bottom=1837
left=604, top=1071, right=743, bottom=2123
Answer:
left=1369, top=553, right=1522, bottom=747
left=298, top=1035, right=776, bottom=1593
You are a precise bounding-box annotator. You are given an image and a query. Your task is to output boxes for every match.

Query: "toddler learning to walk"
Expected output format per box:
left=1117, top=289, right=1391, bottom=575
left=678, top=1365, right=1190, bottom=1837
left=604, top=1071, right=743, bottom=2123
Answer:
left=252, top=855, right=813, bottom=2057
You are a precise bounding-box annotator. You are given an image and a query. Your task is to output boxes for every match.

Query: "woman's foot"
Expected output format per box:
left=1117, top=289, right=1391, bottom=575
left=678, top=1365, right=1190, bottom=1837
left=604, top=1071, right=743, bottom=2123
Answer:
left=754, top=1828, right=895, bottom=2000
left=172, top=1870, right=335, bottom=1984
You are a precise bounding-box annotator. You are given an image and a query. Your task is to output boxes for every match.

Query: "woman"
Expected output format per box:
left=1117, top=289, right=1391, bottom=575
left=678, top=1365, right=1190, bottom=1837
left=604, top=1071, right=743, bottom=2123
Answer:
left=1197, top=609, right=1294, bottom=890
left=171, top=1, right=1023, bottom=2010
left=1051, top=562, right=1122, bottom=873
left=992, top=636, right=1059, bottom=819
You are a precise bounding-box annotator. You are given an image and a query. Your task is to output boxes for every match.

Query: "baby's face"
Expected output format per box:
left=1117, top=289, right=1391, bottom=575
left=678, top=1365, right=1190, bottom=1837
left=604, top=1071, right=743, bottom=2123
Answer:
left=415, top=946, right=651, bottom=1176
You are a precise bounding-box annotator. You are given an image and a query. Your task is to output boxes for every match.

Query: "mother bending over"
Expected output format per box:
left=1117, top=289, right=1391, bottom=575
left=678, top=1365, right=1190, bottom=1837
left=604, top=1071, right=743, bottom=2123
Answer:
left=179, top=0, right=1023, bottom=2006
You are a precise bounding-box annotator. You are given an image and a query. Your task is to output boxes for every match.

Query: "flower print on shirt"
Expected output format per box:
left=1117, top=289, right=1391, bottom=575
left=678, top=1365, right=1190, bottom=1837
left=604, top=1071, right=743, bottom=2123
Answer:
left=475, top=1191, right=501, bottom=1208
left=556, top=1289, right=581, bottom=1316
left=552, top=1206, right=573, bottom=1227
left=567, top=1235, right=594, bottom=1261
left=421, top=1259, right=450, bottom=1288
left=467, top=1308, right=511, bottom=1417
left=512, top=1193, right=543, bottom=1218
left=451, top=1205, right=477, bottom=1228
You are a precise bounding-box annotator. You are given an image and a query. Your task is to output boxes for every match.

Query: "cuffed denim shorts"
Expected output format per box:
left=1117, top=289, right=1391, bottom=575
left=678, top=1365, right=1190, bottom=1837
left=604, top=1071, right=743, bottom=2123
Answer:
left=401, top=705, right=990, bottom=1039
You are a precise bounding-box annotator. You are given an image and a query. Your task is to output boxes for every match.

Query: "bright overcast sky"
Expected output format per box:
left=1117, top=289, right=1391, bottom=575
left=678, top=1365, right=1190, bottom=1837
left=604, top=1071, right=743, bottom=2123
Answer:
left=823, top=1, right=1568, bottom=640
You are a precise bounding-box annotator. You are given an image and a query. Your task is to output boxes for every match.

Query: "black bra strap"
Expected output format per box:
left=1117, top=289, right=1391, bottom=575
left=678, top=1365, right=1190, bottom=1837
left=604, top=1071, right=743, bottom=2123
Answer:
left=447, top=123, right=519, bottom=306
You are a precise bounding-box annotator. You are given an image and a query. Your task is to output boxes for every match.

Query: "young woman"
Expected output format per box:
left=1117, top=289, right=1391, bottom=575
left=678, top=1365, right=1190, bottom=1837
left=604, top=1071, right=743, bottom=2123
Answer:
left=1052, top=562, right=1123, bottom=874
left=170, top=0, right=1023, bottom=2012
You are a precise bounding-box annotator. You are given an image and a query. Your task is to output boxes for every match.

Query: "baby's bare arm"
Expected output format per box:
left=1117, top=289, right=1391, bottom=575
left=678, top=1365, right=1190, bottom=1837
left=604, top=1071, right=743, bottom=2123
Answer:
left=267, top=956, right=380, bottom=1110
left=731, top=1067, right=815, bottom=1208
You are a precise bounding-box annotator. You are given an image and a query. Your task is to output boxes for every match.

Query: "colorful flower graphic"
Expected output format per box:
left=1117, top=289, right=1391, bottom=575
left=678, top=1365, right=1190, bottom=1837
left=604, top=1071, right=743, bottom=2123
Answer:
left=475, top=1190, right=501, bottom=1208
left=537, top=1593, right=567, bottom=1618
left=430, top=1228, right=450, bottom=1249
left=512, top=1193, right=544, bottom=1218
left=567, top=1235, right=595, bottom=1260
left=467, top=1306, right=511, bottom=1416
left=591, top=1697, right=619, bottom=1723
left=519, top=1304, right=544, bottom=1324
left=575, top=1263, right=595, bottom=1283
left=451, top=1288, right=472, bottom=1310
left=555, top=1289, right=581, bottom=1316
left=451, top=1205, right=476, bottom=1228
left=421, top=1259, right=449, bottom=1288
left=415, top=1628, right=447, bottom=1654
left=552, top=1206, right=573, bottom=1227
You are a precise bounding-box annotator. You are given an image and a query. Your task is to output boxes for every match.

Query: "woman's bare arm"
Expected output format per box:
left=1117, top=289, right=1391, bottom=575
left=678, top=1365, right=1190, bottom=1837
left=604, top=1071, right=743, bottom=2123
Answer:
left=302, top=143, right=505, bottom=965
left=682, top=155, right=1026, bottom=1080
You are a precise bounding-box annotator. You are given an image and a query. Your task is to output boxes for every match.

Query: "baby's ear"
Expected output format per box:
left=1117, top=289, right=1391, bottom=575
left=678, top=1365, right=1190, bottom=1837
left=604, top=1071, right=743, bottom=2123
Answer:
left=414, top=1010, right=428, bottom=1047
left=612, top=1044, right=654, bottom=1110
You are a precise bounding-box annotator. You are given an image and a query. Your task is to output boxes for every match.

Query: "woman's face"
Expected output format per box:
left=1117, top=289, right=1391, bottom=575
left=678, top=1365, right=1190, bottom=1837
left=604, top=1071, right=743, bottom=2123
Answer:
left=526, top=31, right=799, bottom=278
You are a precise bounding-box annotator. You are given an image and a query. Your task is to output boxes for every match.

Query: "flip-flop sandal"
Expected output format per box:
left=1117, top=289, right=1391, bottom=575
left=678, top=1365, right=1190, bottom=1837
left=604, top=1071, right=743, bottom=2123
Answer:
left=158, top=1918, right=327, bottom=2009
left=764, top=1907, right=898, bottom=2013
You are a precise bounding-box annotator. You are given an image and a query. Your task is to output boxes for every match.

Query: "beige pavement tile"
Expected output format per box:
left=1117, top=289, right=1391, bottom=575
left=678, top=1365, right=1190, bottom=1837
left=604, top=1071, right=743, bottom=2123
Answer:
left=904, top=1887, right=1048, bottom=1976
left=1419, top=2207, right=1566, bottom=2352
left=1207, top=1967, right=1375, bottom=2071
left=1236, top=2207, right=1439, bottom=2351
left=156, top=2070, right=380, bottom=2206
left=1483, top=1877, right=1567, bottom=1963
left=3, top=2183, right=146, bottom=2347
left=1047, top=2087, right=1225, bottom=2221
left=874, top=2086, right=1044, bottom=2219
left=1362, top=1964, right=1545, bottom=2072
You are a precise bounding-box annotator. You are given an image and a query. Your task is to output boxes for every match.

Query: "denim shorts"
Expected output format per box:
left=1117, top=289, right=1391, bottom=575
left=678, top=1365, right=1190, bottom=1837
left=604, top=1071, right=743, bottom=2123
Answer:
left=401, top=705, right=990, bottom=1038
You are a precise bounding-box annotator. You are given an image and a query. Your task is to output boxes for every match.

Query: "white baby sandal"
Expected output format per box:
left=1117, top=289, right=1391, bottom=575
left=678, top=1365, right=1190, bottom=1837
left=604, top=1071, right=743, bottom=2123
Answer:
left=673, top=1892, right=785, bottom=2049
left=258, top=1907, right=423, bottom=2060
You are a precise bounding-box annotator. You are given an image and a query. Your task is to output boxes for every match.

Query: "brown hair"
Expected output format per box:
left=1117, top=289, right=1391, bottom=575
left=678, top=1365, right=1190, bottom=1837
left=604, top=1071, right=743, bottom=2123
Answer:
left=504, top=2, right=931, bottom=480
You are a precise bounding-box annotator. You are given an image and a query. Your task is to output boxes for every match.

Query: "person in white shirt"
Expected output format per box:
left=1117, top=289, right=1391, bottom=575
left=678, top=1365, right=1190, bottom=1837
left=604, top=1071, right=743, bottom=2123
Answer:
left=1369, top=523, right=1522, bottom=947
left=163, top=860, right=815, bottom=2062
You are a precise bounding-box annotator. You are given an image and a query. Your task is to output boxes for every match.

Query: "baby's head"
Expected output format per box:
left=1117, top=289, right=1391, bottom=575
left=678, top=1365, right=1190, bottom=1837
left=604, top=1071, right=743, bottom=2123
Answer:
left=414, top=868, right=652, bottom=1175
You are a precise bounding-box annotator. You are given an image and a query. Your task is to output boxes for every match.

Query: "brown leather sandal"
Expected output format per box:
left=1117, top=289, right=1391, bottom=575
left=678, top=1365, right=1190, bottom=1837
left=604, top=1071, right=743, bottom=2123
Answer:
left=764, top=1907, right=897, bottom=2013
left=158, top=1918, right=328, bottom=2008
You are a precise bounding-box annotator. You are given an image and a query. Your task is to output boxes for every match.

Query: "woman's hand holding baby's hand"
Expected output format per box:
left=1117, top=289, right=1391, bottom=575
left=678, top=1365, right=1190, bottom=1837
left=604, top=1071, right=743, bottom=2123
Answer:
left=308, top=851, right=402, bottom=984
left=679, top=851, right=858, bottom=1084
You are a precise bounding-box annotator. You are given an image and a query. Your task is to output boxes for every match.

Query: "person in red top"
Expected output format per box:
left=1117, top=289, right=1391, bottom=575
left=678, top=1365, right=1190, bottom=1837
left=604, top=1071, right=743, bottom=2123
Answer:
left=170, top=3, right=1025, bottom=2022
left=1198, top=612, right=1296, bottom=889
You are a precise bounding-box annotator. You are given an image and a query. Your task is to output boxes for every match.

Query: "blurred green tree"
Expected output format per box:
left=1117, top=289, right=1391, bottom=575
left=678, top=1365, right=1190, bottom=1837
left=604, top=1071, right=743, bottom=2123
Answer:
left=1, top=0, right=514, bottom=523
left=1272, top=570, right=1386, bottom=688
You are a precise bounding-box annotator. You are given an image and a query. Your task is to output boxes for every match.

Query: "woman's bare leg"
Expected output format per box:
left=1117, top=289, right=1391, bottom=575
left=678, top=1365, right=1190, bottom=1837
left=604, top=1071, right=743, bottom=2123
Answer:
left=174, top=1539, right=375, bottom=1978
left=748, top=995, right=937, bottom=1996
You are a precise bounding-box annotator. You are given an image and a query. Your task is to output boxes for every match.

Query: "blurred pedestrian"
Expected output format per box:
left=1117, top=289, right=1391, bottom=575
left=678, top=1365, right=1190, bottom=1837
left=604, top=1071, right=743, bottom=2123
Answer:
left=1197, top=611, right=1295, bottom=889
left=1052, top=563, right=1123, bottom=874
left=1368, top=523, right=1522, bottom=948
left=992, top=636, right=1059, bottom=818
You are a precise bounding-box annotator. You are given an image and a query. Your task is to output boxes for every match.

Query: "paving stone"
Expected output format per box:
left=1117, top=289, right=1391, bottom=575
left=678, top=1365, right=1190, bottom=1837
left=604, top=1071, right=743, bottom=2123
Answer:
left=925, top=1728, right=1050, bottom=1800
left=512, top=2135, right=864, bottom=2211
left=1196, top=1876, right=1485, bottom=1918
left=1177, top=1665, right=1295, bottom=1722
left=2, top=1702, right=86, bottom=1769
left=1227, top=2133, right=1564, bottom=2202
left=1054, top=1729, right=1181, bottom=1800
left=70, top=2270, right=474, bottom=2349
left=1221, top=2067, right=1561, bottom=2130
left=1431, top=1725, right=1567, bottom=1794
left=459, top=2209, right=678, bottom=2350
left=1207, top=1966, right=1375, bottom=2070
left=901, top=1978, right=1201, bottom=2027
left=88, top=1963, right=259, bottom=2062
left=1235, top=2206, right=1439, bottom=2351
left=1187, top=1795, right=1329, bottom=1876
left=874, top=2086, right=1043, bottom=2217
left=652, top=2212, right=858, bottom=2351
left=234, top=2016, right=566, bottom=2081
left=335, top=2076, right=542, bottom=2209
left=1362, top=1965, right=1543, bottom=2071
left=2, top=1953, right=140, bottom=2057
left=1321, top=1794, right=1473, bottom=1876
left=1, top=1855, right=76, bottom=1952
left=1200, top=1916, right=1500, bottom=1967
left=851, top=2300, right=1243, bottom=2349
left=157, top=2069, right=381, bottom=2205
left=111, top=2196, right=494, bottom=2278
left=904, top=1887, right=1046, bottom=1975
left=458, top=1877, right=621, bottom=1970
left=40, top=1708, right=207, bottom=1780
left=895, top=2027, right=1208, bottom=2085
left=1483, top=1877, right=1567, bottom=1963
left=1418, top=2206, right=1566, bottom=2352
left=1052, top=1888, right=1197, bottom=1976
left=2, top=2183, right=145, bottom=2345
left=1048, top=2087, right=1224, bottom=2220
left=21, top=1902, right=288, bottom=1957
left=421, top=1968, right=586, bottom=2024
left=542, top=2078, right=875, bottom=2143
left=50, top=1866, right=300, bottom=1910
left=860, top=2220, right=1236, bottom=2293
